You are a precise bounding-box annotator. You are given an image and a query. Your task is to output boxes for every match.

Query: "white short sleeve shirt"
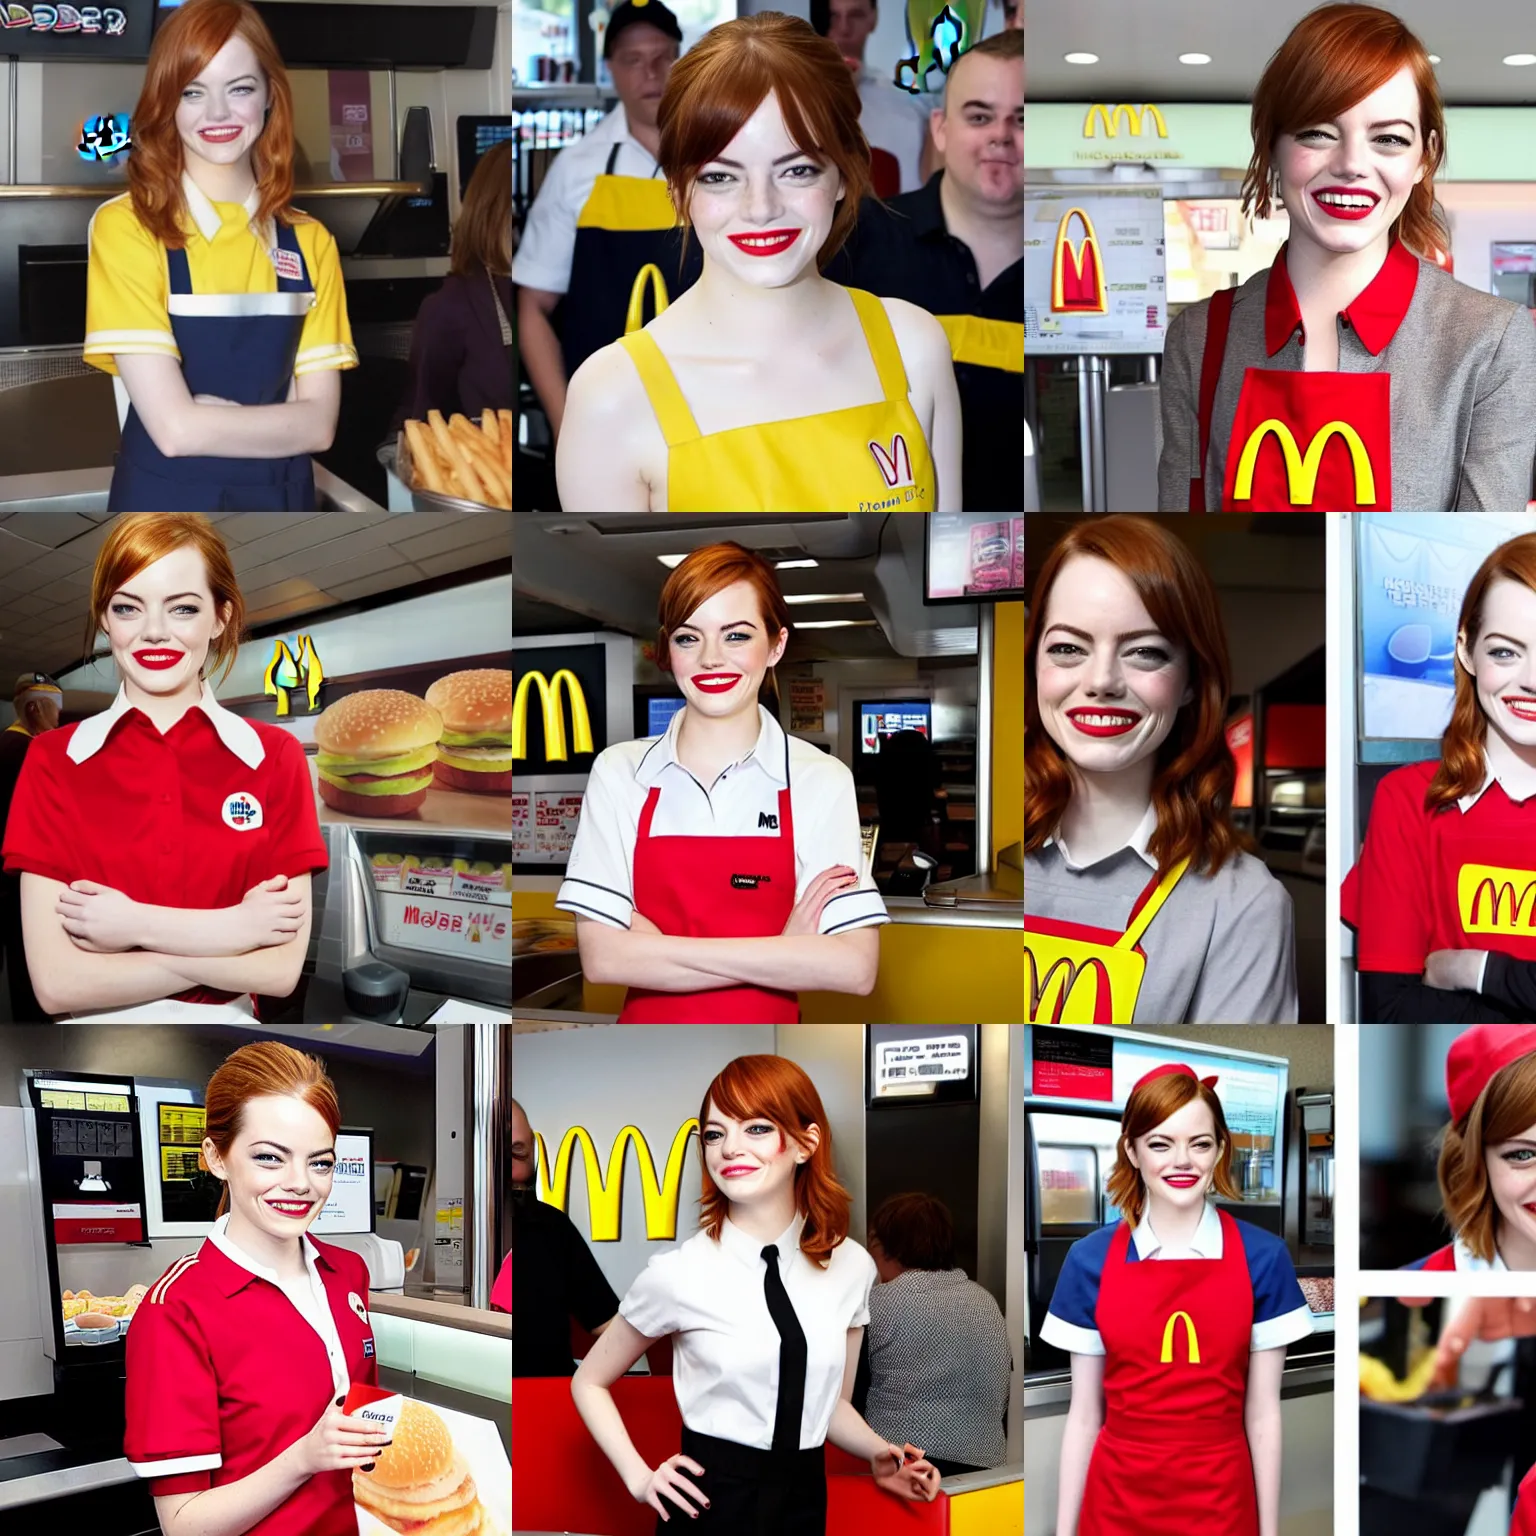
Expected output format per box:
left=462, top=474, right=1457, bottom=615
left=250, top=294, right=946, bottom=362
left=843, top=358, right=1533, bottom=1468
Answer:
left=511, top=103, right=663, bottom=296
left=856, top=66, right=938, bottom=194
left=619, top=1212, right=877, bottom=1451
left=554, top=704, right=889, bottom=936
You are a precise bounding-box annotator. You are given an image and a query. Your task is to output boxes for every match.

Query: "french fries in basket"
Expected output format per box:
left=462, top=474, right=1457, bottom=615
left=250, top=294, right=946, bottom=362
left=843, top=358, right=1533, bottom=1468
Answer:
left=399, top=409, right=512, bottom=508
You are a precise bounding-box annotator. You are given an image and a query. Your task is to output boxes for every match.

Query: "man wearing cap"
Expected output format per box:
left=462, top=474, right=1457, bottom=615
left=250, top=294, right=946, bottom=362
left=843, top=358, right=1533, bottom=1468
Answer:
left=514, top=0, right=701, bottom=455
left=828, top=30, right=1022, bottom=510
left=0, top=674, right=60, bottom=1020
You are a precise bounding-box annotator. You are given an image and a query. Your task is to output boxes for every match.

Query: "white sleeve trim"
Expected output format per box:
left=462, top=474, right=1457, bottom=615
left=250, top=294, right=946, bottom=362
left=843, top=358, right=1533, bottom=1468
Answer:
left=127, top=1451, right=223, bottom=1479
left=820, top=886, right=890, bottom=934
left=82, top=328, right=179, bottom=355
left=1251, top=1304, right=1315, bottom=1353
left=1039, top=1312, right=1104, bottom=1355
left=555, top=877, right=632, bottom=929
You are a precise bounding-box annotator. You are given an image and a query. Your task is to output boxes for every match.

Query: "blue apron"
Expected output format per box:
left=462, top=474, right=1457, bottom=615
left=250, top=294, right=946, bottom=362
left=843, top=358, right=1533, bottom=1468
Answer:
left=108, top=219, right=318, bottom=511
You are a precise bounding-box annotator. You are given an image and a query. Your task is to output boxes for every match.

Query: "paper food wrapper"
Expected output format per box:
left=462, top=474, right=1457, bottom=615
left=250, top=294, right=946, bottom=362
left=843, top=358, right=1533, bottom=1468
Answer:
left=344, top=1382, right=406, bottom=1438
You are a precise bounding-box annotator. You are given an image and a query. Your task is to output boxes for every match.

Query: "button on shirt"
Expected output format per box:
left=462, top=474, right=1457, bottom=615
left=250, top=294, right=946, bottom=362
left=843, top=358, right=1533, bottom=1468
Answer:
left=555, top=704, right=888, bottom=935
left=619, top=1212, right=877, bottom=1451
left=125, top=1216, right=379, bottom=1536
left=2, top=684, right=328, bottom=1006
left=511, top=103, right=662, bottom=296
left=1040, top=1205, right=1315, bottom=1356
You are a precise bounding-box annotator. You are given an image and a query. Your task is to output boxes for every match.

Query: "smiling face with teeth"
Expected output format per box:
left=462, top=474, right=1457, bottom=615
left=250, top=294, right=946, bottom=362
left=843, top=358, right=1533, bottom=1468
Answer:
left=1455, top=576, right=1536, bottom=759
left=1035, top=554, right=1193, bottom=787
left=103, top=544, right=230, bottom=711
left=1274, top=64, right=1431, bottom=262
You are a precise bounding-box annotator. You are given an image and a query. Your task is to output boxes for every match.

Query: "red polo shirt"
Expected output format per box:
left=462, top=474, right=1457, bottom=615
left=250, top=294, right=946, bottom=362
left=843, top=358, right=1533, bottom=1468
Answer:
left=1, top=688, right=327, bottom=1005
left=1264, top=235, right=1420, bottom=355
left=1342, top=758, right=1536, bottom=971
left=124, top=1228, right=378, bottom=1536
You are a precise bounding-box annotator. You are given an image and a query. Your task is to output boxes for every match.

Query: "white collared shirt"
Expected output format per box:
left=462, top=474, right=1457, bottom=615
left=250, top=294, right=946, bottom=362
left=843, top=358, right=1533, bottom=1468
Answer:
left=854, top=64, right=937, bottom=194
left=555, top=703, right=888, bottom=935
left=68, top=682, right=266, bottom=768
left=179, top=170, right=275, bottom=253
left=207, top=1213, right=352, bottom=1400
left=1043, top=803, right=1158, bottom=872
left=1447, top=1236, right=1508, bottom=1272
left=619, top=1212, right=877, bottom=1451
left=512, top=103, right=663, bottom=295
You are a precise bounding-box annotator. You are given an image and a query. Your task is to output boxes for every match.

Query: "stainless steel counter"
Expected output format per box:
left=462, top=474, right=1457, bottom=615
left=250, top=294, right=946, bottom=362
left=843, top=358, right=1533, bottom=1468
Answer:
left=0, top=463, right=388, bottom=512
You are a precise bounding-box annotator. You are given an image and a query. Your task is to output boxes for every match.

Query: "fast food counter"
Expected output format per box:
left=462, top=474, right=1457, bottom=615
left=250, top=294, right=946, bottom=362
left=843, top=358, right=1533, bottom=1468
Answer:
left=0, top=461, right=390, bottom=512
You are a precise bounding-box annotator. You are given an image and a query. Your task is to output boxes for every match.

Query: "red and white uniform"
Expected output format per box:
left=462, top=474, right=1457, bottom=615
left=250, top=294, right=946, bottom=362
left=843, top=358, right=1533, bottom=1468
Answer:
left=1407, top=1238, right=1506, bottom=1272
left=1513, top=1460, right=1536, bottom=1536
left=1342, top=759, right=1536, bottom=977
left=125, top=1214, right=378, bottom=1536
left=554, top=704, right=887, bottom=1022
left=1, top=683, right=327, bottom=1018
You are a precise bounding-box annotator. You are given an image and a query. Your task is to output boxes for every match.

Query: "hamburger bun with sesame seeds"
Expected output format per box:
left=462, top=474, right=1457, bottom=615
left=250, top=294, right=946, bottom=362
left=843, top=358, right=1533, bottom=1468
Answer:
left=315, top=690, right=444, bottom=817
left=424, top=670, right=511, bottom=794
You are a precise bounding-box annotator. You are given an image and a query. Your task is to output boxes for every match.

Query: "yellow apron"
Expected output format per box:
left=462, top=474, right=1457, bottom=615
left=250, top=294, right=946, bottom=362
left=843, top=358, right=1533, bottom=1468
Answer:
left=1025, top=858, right=1190, bottom=1024
left=936, top=314, right=1024, bottom=374
left=615, top=286, right=938, bottom=513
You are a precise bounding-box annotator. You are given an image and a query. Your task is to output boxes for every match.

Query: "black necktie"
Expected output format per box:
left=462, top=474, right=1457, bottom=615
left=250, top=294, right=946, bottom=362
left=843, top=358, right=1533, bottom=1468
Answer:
left=761, top=1243, right=808, bottom=1453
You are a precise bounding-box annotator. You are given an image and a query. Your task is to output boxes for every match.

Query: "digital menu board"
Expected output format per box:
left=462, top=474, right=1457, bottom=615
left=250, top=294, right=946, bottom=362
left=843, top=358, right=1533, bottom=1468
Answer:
left=313, top=1130, right=375, bottom=1236
left=925, top=513, right=1025, bottom=603
left=0, top=0, right=154, bottom=60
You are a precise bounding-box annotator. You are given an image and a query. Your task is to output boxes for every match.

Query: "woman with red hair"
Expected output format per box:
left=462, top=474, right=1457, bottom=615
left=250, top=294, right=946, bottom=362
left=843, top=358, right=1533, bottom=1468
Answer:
left=1, top=514, right=326, bottom=1020
left=83, top=0, right=357, bottom=510
left=554, top=541, right=887, bottom=1021
left=125, top=1041, right=388, bottom=1536
left=1043, top=1064, right=1313, bottom=1536
left=556, top=12, right=961, bottom=512
left=1025, top=516, right=1295, bottom=1024
left=572, top=1054, right=941, bottom=1529
left=1157, top=2, right=1536, bottom=511
left=1343, top=534, right=1536, bottom=1021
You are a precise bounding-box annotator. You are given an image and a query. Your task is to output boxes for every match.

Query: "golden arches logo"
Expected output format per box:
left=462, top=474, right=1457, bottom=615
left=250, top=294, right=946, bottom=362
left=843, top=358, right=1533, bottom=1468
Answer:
left=1050, top=207, right=1107, bottom=315
left=1025, top=946, right=1114, bottom=1024
left=1231, top=419, right=1377, bottom=507
left=1459, top=864, right=1536, bottom=934
left=536, top=1120, right=699, bottom=1241
left=513, top=669, right=594, bottom=762
left=1160, top=1310, right=1201, bottom=1364
left=1083, top=103, right=1167, bottom=139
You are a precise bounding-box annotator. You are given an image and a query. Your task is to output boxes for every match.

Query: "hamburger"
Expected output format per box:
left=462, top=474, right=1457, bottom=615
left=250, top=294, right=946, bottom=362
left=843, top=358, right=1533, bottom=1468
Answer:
left=425, top=669, right=511, bottom=794
left=353, top=1398, right=487, bottom=1536
left=315, top=690, right=443, bottom=818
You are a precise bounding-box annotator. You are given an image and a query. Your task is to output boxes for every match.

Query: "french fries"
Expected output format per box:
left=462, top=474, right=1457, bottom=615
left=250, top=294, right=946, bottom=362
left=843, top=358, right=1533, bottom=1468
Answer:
left=400, top=409, right=512, bottom=508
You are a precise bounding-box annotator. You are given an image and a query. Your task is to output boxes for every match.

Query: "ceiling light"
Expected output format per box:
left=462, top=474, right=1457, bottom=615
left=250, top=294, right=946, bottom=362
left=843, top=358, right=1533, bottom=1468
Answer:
left=1504, top=53, right=1536, bottom=66
left=1064, top=51, right=1099, bottom=65
left=775, top=558, right=820, bottom=569
left=784, top=592, right=865, bottom=605
left=1178, top=52, right=1211, bottom=65
left=796, top=619, right=880, bottom=630
left=656, top=554, right=687, bottom=568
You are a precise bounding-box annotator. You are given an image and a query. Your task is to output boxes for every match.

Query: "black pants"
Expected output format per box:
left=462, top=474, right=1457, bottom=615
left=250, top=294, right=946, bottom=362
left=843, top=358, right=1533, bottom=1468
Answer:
left=659, top=1427, right=827, bottom=1536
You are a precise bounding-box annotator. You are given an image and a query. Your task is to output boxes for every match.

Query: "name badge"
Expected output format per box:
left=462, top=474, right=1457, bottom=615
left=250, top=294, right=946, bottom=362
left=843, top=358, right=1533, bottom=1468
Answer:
left=348, top=1290, right=369, bottom=1322
left=272, top=246, right=304, bottom=282
left=221, top=791, right=264, bottom=830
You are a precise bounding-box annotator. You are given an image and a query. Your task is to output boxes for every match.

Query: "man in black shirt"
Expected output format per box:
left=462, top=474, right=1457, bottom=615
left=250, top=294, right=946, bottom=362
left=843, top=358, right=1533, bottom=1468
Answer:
left=0, top=673, right=60, bottom=1021
left=831, top=29, right=1023, bottom=511
left=512, top=1098, right=620, bottom=1377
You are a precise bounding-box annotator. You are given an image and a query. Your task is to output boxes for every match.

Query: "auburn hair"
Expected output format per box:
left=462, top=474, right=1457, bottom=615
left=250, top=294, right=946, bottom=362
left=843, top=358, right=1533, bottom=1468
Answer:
left=1424, top=534, right=1536, bottom=810
left=199, top=1042, right=341, bottom=1219
left=1438, top=1049, right=1536, bottom=1263
left=127, top=0, right=303, bottom=249
left=1106, top=1073, right=1241, bottom=1228
left=1241, top=3, right=1448, bottom=258
left=1025, top=515, right=1245, bottom=880
left=658, top=13, right=872, bottom=270
left=452, top=138, right=511, bottom=279
left=87, top=514, right=246, bottom=685
left=869, top=1192, right=956, bottom=1271
left=657, top=541, right=792, bottom=704
left=697, top=1055, right=850, bottom=1268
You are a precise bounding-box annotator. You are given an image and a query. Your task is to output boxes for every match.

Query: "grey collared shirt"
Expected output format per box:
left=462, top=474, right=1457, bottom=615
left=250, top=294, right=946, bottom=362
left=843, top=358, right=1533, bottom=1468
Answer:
left=1158, top=256, right=1536, bottom=511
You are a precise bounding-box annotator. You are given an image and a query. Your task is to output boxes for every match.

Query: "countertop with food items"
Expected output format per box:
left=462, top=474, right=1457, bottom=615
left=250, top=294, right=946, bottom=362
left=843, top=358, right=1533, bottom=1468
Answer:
left=61, top=1284, right=149, bottom=1343
left=398, top=410, right=512, bottom=509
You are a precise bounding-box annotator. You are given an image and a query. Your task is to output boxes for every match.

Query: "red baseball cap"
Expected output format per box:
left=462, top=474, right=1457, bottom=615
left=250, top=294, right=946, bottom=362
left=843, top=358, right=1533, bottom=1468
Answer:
left=1446, top=1025, right=1536, bottom=1123
left=1130, top=1062, right=1219, bottom=1098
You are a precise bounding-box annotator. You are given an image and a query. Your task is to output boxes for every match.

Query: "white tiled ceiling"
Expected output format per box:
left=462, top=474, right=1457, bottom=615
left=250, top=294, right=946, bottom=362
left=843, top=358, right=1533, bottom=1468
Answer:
left=0, top=512, right=511, bottom=685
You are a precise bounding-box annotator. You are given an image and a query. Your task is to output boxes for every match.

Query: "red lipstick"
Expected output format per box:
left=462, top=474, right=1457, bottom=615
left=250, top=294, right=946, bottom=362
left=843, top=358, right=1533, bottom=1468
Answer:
left=133, top=649, right=186, bottom=670
left=727, top=229, right=801, bottom=257
left=692, top=673, right=743, bottom=693
left=1311, top=185, right=1380, bottom=221
left=1164, top=1175, right=1201, bottom=1188
left=1066, top=708, right=1141, bottom=738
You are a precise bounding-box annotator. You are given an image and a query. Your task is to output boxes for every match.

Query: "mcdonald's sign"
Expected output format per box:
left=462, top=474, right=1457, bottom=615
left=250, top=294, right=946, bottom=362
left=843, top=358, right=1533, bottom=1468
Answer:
left=1160, top=1310, right=1201, bottom=1364
left=263, top=634, right=324, bottom=717
left=513, top=669, right=594, bottom=763
left=535, top=1120, right=699, bottom=1241
left=1050, top=207, right=1107, bottom=315
left=1459, top=863, right=1536, bottom=935
left=1083, top=103, right=1168, bottom=139
left=1026, top=947, right=1114, bottom=1024
left=1230, top=418, right=1378, bottom=507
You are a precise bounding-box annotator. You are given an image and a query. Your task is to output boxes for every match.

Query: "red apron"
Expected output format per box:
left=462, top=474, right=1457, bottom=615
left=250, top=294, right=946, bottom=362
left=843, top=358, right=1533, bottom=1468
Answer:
left=1418, top=1245, right=1456, bottom=1271
left=616, top=781, right=800, bottom=1023
left=1080, top=1212, right=1257, bottom=1536
left=1192, top=285, right=1392, bottom=511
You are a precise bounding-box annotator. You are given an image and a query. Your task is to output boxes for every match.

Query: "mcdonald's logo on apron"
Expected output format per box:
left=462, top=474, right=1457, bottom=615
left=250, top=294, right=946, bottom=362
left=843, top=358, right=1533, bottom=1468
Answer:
left=1051, top=207, right=1108, bottom=314
left=626, top=262, right=670, bottom=335
left=1160, top=1310, right=1202, bottom=1365
left=1024, top=858, right=1190, bottom=1023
